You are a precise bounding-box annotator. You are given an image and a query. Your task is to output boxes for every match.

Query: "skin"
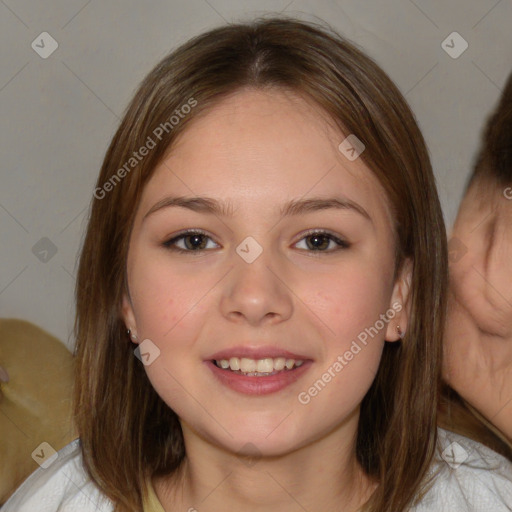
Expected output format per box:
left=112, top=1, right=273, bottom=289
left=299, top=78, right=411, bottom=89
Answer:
left=443, top=178, right=512, bottom=442
left=122, top=88, right=412, bottom=512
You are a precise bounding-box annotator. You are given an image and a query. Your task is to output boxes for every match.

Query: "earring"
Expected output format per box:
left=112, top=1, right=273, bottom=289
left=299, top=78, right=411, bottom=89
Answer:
left=126, top=328, right=138, bottom=342
left=396, top=325, right=405, bottom=339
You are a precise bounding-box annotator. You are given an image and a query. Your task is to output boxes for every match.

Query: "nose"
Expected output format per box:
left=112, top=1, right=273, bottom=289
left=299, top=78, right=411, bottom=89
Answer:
left=219, top=245, right=294, bottom=327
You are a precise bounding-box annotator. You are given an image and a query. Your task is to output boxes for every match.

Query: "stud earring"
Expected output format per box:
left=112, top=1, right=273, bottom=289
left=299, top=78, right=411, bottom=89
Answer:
left=396, top=325, right=405, bottom=339
left=126, top=328, right=138, bottom=342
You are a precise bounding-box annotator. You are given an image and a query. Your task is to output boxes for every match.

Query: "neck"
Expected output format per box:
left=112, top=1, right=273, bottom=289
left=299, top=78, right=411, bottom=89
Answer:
left=154, top=407, right=377, bottom=512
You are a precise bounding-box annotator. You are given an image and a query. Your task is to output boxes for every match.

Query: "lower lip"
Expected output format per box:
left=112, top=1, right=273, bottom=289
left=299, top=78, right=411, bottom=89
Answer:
left=205, top=360, right=313, bottom=395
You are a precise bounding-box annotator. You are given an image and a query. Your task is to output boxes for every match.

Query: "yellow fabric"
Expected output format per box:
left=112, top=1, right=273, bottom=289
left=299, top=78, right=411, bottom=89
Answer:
left=0, top=318, right=76, bottom=505
left=143, top=477, right=166, bottom=512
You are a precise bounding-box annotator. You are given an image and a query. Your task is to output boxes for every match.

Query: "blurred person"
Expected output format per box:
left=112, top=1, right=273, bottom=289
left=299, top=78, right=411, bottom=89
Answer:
left=442, top=70, right=512, bottom=450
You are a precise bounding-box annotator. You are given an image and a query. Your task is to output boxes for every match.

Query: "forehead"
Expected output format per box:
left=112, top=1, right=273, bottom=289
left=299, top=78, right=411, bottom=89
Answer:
left=138, top=88, right=393, bottom=229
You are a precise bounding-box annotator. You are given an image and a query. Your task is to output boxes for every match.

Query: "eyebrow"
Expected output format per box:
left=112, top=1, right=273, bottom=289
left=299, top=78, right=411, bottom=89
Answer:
left=143, top=195, right=372, bottom=223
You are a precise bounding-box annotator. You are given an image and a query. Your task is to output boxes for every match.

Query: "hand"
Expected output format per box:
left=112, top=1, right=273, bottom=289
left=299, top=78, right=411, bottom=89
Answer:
left=443, top=183, right=512, bottom=442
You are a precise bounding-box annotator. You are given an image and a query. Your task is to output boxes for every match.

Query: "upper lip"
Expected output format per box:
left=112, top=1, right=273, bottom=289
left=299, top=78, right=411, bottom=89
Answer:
left=208, top=345, right=313, bottom=361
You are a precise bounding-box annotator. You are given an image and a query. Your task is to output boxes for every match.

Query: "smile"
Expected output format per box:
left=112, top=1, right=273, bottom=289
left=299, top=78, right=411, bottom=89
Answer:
left=206, top=358, right=312, bottom=395
left=214, top=356, right=305, bottom=375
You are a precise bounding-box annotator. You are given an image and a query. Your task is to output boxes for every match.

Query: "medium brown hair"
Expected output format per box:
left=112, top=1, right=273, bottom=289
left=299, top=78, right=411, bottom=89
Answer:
left=467, top=70, right=512, bottom=191
left=73, top=16, right=447, bottom=511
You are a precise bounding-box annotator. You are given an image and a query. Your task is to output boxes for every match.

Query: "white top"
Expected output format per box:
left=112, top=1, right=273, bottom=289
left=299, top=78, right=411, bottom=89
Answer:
left=2, top=427, right=512, bottom=511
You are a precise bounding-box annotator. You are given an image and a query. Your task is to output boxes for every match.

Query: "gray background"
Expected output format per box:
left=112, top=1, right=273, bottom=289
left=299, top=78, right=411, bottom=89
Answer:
left=1, top=0, right=511, bottom=350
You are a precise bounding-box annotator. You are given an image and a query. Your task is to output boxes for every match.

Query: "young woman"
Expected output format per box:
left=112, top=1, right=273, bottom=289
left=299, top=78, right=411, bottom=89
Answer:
left=3, top=16, right=512, bottom=512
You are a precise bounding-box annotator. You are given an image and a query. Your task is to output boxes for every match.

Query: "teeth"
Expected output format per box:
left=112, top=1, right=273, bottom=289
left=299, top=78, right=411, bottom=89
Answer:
left=215, top=357, right=305, bottom=374
left=256, top=358, right=273, bottom=373
left=240, top=358, right=257, bottom=372
left=274, top=358, right=286, bottom=371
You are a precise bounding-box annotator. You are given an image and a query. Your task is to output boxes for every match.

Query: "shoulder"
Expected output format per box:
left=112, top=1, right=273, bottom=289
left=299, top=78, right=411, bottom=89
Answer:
left=411, top=427, right=512, bottom=511
left=1, top=439, right=114, bottom=512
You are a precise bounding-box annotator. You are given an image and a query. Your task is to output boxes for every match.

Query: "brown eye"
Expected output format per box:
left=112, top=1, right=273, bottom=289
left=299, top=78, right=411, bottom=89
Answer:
left=163, top=230, right=218, bottom=252
left=294, top=230, right=350, bottom=252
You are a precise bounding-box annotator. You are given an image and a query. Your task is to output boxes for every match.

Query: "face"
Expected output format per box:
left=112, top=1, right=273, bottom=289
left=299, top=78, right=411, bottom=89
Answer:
left=122, top=88, right=411, bottom=457
left=446, top=179, right=512, bottom=338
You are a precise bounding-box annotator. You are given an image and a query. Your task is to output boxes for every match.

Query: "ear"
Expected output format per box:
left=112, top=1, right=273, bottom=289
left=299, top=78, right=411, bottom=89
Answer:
left=122, top=292, right=139, bottom=343
left=385, top=257, right=413, bottom=342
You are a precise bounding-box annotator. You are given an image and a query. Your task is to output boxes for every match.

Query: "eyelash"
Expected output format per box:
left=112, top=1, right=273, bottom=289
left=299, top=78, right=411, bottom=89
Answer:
left=162, top=229, right=350, bottom=254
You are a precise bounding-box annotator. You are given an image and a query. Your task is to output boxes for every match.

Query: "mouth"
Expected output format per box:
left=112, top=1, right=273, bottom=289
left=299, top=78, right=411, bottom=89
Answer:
left=205, top=351, right=313, bottom=395
left=211, top=356, right=306, bottom=376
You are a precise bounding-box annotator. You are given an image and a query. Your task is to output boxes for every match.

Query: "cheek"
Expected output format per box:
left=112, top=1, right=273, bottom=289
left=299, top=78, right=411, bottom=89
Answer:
left=311, top=264, right=391, bottom=338
left=128, top=251, right=209, bottom=340
left=128, top=256, right=210, bottom=403
left=299, top=270, right=390, bottom=414
left=304, top=261, right=392, bottom=391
